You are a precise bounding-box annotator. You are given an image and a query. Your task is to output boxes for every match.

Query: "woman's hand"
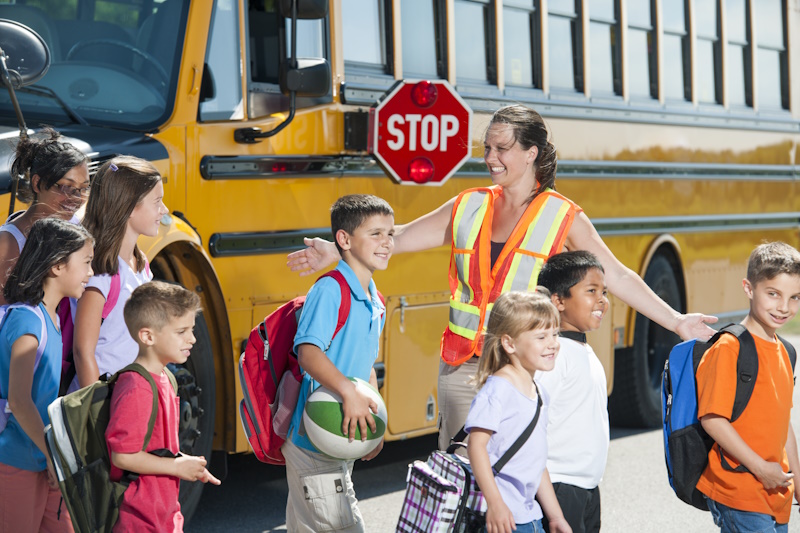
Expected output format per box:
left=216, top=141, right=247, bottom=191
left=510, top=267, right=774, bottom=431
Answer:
left=674, top=313, right=718, bottom=342
left=286, top=237, right=340, bottom=276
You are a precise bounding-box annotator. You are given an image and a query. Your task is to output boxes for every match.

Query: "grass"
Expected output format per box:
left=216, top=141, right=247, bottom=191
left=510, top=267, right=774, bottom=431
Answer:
left=782, top=314, right=800, bottom=336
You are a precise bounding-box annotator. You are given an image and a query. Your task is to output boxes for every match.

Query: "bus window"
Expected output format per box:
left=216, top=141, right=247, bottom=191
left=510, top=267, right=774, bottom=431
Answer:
left=200, top=0, right=243, bottom=122
left=342, top=0, right=390, bottom=73
left=548, top=0, right=583, bottom=93
left=694, top=0, right=721, bottom=105
left=627, top=1, right=656, bottom=100
left=455, top=0, right=495, bottom=84
left=755, top=0, right=788, bottom=110
left=502, top=0, right=539, bottom=88
left=661, top=0, right=690, bottom=102
left=588, top=0, right=620, bottom=97
left=725, top=0, right=751, bottom=108
left=401, top=0, right=444, bottom=78
left=246, top=0, right=330, bottom=118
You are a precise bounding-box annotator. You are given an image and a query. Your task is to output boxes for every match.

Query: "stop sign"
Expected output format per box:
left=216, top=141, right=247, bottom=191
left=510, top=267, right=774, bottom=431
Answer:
left=370, top=80, right=473, bottom=185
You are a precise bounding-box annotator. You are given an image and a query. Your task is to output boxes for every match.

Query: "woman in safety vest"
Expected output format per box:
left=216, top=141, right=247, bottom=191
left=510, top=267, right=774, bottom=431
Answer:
left=287, top=104, right=717, bottom=450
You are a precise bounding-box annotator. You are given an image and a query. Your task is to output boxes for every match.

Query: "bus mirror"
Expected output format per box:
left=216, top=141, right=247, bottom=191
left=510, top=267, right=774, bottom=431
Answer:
left=280, top=58, right=330, bottom=97
left=0, top=19, right=50, bottom=88
left=279, top=0, right=328, bottom=19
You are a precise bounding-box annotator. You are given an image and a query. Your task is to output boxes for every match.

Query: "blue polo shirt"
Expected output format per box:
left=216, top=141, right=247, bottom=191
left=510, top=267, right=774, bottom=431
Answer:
left=0, top=304, right=61, bottom=472
left=288, top=260, right=385, bottom=452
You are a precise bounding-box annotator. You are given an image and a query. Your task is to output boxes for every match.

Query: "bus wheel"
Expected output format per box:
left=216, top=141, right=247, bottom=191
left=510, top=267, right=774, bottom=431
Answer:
left=609, top=254, right=682, bottom=428
left=170, top=312, right=216, bottom=521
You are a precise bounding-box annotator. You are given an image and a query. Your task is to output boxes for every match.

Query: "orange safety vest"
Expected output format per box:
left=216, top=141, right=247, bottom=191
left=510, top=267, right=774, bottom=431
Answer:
left=440, top=186, right=580, bottom=366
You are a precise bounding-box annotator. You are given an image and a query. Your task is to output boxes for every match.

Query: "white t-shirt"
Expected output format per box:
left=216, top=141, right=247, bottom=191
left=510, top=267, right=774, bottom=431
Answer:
left=68, top=256, right=152, bottom=392
left=535, top=336, right=609, bottom=489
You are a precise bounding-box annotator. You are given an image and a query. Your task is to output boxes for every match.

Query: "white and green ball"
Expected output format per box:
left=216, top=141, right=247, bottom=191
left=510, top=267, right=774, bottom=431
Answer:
left=303, top=377, right=387, bottom=460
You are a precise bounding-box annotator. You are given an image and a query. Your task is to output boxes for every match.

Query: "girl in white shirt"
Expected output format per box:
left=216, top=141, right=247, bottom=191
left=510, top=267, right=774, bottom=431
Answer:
left=72, top=156, right=168, bottom=389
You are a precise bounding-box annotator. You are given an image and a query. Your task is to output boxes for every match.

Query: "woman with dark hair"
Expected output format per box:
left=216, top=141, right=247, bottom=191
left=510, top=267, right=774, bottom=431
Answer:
left=288, top=104, right=717, bottom=450
left=0, top=217, right=93, bottom=532
left=0, top=128, right=89, bottom=304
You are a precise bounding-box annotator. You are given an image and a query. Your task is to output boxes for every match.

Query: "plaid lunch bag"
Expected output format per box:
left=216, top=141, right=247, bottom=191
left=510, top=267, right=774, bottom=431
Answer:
left=396, top=384, right=543, bottom=532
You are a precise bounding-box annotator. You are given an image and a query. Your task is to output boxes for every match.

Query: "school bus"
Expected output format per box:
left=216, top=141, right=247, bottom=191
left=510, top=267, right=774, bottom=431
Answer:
left=1, top=0, right=799, bottom=517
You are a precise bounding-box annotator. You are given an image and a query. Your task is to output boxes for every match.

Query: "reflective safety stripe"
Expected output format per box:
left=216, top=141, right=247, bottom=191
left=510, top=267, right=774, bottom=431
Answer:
left=452, top=191, right=490, bottom=304
left=503, top=196, right=571, bottom=293
left=448, top=300, right=481, bottom=340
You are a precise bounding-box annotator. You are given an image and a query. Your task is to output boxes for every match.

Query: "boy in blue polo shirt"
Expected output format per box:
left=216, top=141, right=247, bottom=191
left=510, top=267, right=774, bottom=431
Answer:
left=283, top=194, right=394, bottom=532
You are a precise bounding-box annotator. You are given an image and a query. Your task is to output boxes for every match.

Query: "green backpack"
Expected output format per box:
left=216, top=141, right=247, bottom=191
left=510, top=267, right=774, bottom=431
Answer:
left=44, top=363, right=178, bottom=533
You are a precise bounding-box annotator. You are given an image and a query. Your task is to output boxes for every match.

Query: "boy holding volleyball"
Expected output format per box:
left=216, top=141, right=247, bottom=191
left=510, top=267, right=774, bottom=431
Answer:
left=283, top=194, right=394, bottom=532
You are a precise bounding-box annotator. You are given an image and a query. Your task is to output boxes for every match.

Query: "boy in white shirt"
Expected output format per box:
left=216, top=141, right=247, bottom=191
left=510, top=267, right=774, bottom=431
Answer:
left=536, top=251, right=609, bottom=533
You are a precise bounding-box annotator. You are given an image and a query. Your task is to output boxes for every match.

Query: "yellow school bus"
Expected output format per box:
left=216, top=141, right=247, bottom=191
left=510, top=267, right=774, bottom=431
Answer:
left=1, top=0, right=799, bottom=516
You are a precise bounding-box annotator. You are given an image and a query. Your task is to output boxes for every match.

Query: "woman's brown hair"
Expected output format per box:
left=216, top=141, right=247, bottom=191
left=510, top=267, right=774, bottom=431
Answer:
left=488, top=105, right=557, bottom=202
left=82, top=156, right=161, bottom=275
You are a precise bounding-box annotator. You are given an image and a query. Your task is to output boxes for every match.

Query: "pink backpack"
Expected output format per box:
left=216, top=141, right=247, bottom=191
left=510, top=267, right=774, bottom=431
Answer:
left=238, top=271, right=353, bottom=465
left=58, top=263, right=151, bottom=395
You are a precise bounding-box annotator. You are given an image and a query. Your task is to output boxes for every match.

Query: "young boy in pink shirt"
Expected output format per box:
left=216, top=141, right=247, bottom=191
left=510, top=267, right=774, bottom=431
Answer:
left=105, top=281, right=220, bottom=532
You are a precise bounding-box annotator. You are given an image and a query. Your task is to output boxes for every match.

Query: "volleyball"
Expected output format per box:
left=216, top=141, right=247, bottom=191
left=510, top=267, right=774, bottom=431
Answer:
left=302, top=377, right=387, bottom=460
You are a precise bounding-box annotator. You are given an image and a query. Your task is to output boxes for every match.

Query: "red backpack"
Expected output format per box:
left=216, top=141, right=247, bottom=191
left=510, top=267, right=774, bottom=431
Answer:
left=238, top=271, right=351, bottom=464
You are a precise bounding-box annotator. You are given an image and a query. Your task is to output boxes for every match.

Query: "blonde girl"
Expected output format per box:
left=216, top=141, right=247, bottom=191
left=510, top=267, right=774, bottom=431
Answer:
left=0, top=218, right=93, bottom=532
left=465, top=291, right=571, bottom=533
left=0, top=129, right=90, bottom=304
left=71, top=156, right=168, bottom=391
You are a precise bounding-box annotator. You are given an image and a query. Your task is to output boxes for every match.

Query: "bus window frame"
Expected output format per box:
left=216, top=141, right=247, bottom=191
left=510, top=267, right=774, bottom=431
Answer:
left=453, top=0, right=500, bottom=96
left=753, top=0, right=789, bottom=112
left=399, top=0, right=448, bottom=80
left=724, top=0, right=753, bottom=110
left=243, top=1, right=332, bottom=120
left=693, top=0, right=723, bottom=108
left=342, top=0, right=394, bottom=78
left=626, top=0, right=658, bottom=103
left=199, top=0, right=244, bottom=123
left=547, top=0, right=585, bottom=96
left=587, top=0, right=622, bottom=101
left=501, top=0, right=542, bottom=91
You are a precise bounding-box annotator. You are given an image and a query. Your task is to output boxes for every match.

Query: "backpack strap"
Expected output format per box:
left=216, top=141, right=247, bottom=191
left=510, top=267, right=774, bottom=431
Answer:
left=102, top=273, right=121, bottom=321
left=319, top=270, right=351, bottom=343
left=777, top=334, right=797, bottom=377
left=0, top=304, right=48, bottom=405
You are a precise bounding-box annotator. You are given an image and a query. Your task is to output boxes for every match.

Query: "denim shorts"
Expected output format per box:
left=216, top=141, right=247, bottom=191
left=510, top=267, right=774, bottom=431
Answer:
left=706, top=498, right=788, bottom=533
left=484, top=519, right=543, bottom=533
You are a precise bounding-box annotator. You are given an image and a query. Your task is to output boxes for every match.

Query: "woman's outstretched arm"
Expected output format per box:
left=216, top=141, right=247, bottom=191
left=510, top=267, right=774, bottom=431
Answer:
left=287, top=197, right=455, bottom=276
left=566, top=211, right=717, bottom=341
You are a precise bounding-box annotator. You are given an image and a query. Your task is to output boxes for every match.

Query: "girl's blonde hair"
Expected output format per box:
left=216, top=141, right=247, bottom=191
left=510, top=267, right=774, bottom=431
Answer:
left=82, top=156, right=161, bottom=275
left=473, top=289, right=560, bottom=388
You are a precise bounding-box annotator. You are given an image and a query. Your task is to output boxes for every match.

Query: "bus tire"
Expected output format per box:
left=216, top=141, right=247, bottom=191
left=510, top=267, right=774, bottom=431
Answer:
left=609, top=254, right=682, bottom=428
left=173, top=312, right=216, bottom=522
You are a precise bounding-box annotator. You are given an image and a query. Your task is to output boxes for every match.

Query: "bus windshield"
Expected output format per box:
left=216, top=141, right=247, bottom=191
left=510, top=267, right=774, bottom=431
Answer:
left=0, top=0, right=188, bottom=131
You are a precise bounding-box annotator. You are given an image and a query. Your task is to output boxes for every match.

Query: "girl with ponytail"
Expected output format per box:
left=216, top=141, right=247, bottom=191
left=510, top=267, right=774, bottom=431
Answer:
left=286, top=103, right=717, bottom=451
left=0, top=129, right=89, bottom=304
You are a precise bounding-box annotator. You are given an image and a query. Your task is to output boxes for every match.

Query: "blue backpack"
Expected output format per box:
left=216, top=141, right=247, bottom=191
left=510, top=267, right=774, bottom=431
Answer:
left=661, top=324, right=796, bottom=510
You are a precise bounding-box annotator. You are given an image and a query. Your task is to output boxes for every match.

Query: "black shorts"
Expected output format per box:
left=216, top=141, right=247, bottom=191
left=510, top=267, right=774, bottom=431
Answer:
left=542, top=482, right=601, bottom=533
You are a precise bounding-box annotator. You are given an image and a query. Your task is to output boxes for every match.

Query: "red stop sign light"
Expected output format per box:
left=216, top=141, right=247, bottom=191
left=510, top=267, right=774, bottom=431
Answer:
left=369, top=80, right=473, bottom=186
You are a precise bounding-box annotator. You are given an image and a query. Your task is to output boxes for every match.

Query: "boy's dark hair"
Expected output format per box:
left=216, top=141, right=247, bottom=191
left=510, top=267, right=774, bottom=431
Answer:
left=4, top=218, right=94, bottom=305
left=538, top=251, right=604, bottom=298
left=11, top=127, right=88, bottom=204
left=746, top=242, right=800, bottom=285
left=124, top=281, right=201, bottom=338
left=330, top=194, right=393, bottom=254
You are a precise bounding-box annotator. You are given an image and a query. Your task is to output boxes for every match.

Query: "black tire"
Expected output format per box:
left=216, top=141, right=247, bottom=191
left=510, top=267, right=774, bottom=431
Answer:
left=609, top=254, right=683, bottom=428
left=170, top=312, right=216, bottom=521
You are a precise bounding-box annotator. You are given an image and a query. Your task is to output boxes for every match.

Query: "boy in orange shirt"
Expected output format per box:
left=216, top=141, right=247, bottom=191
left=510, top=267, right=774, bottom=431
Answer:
left=697, top=242, right=800, bottom=531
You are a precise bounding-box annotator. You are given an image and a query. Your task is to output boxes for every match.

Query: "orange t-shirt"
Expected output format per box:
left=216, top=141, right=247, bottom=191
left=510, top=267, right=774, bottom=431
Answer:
left=695, top=333, right=794, bottom=523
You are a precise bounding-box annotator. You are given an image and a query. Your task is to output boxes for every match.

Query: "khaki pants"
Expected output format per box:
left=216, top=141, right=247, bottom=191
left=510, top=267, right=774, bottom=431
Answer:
left=437, top=357, right=480, bottom=452
left=0, top=462, right=74, bottom=533
left=282, top=440, right=365, bottom=532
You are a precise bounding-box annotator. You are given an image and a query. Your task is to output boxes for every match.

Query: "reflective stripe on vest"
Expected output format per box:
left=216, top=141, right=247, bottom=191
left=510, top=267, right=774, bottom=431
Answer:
left=502, top=196, right=573, bottom=293
left=452, top=191, right=490, bottom=304
left=447, top=189, right=575, bottom=347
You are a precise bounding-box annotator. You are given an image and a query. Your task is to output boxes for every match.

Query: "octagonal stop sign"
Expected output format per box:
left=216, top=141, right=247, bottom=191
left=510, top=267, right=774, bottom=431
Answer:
left=369, top=80, right=473, bottom=185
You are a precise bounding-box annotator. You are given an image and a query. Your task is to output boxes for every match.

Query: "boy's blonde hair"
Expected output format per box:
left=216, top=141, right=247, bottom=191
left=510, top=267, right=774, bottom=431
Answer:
left=746, top=242, right=800, bottom=285
left=473, top=289, right=560, bottom=387
left=124, top=281, right=201, bottom=339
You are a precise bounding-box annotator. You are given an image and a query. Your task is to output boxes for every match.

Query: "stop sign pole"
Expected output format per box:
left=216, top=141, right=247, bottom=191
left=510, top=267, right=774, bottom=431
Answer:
left=369, top=80, right=473, bottom=186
